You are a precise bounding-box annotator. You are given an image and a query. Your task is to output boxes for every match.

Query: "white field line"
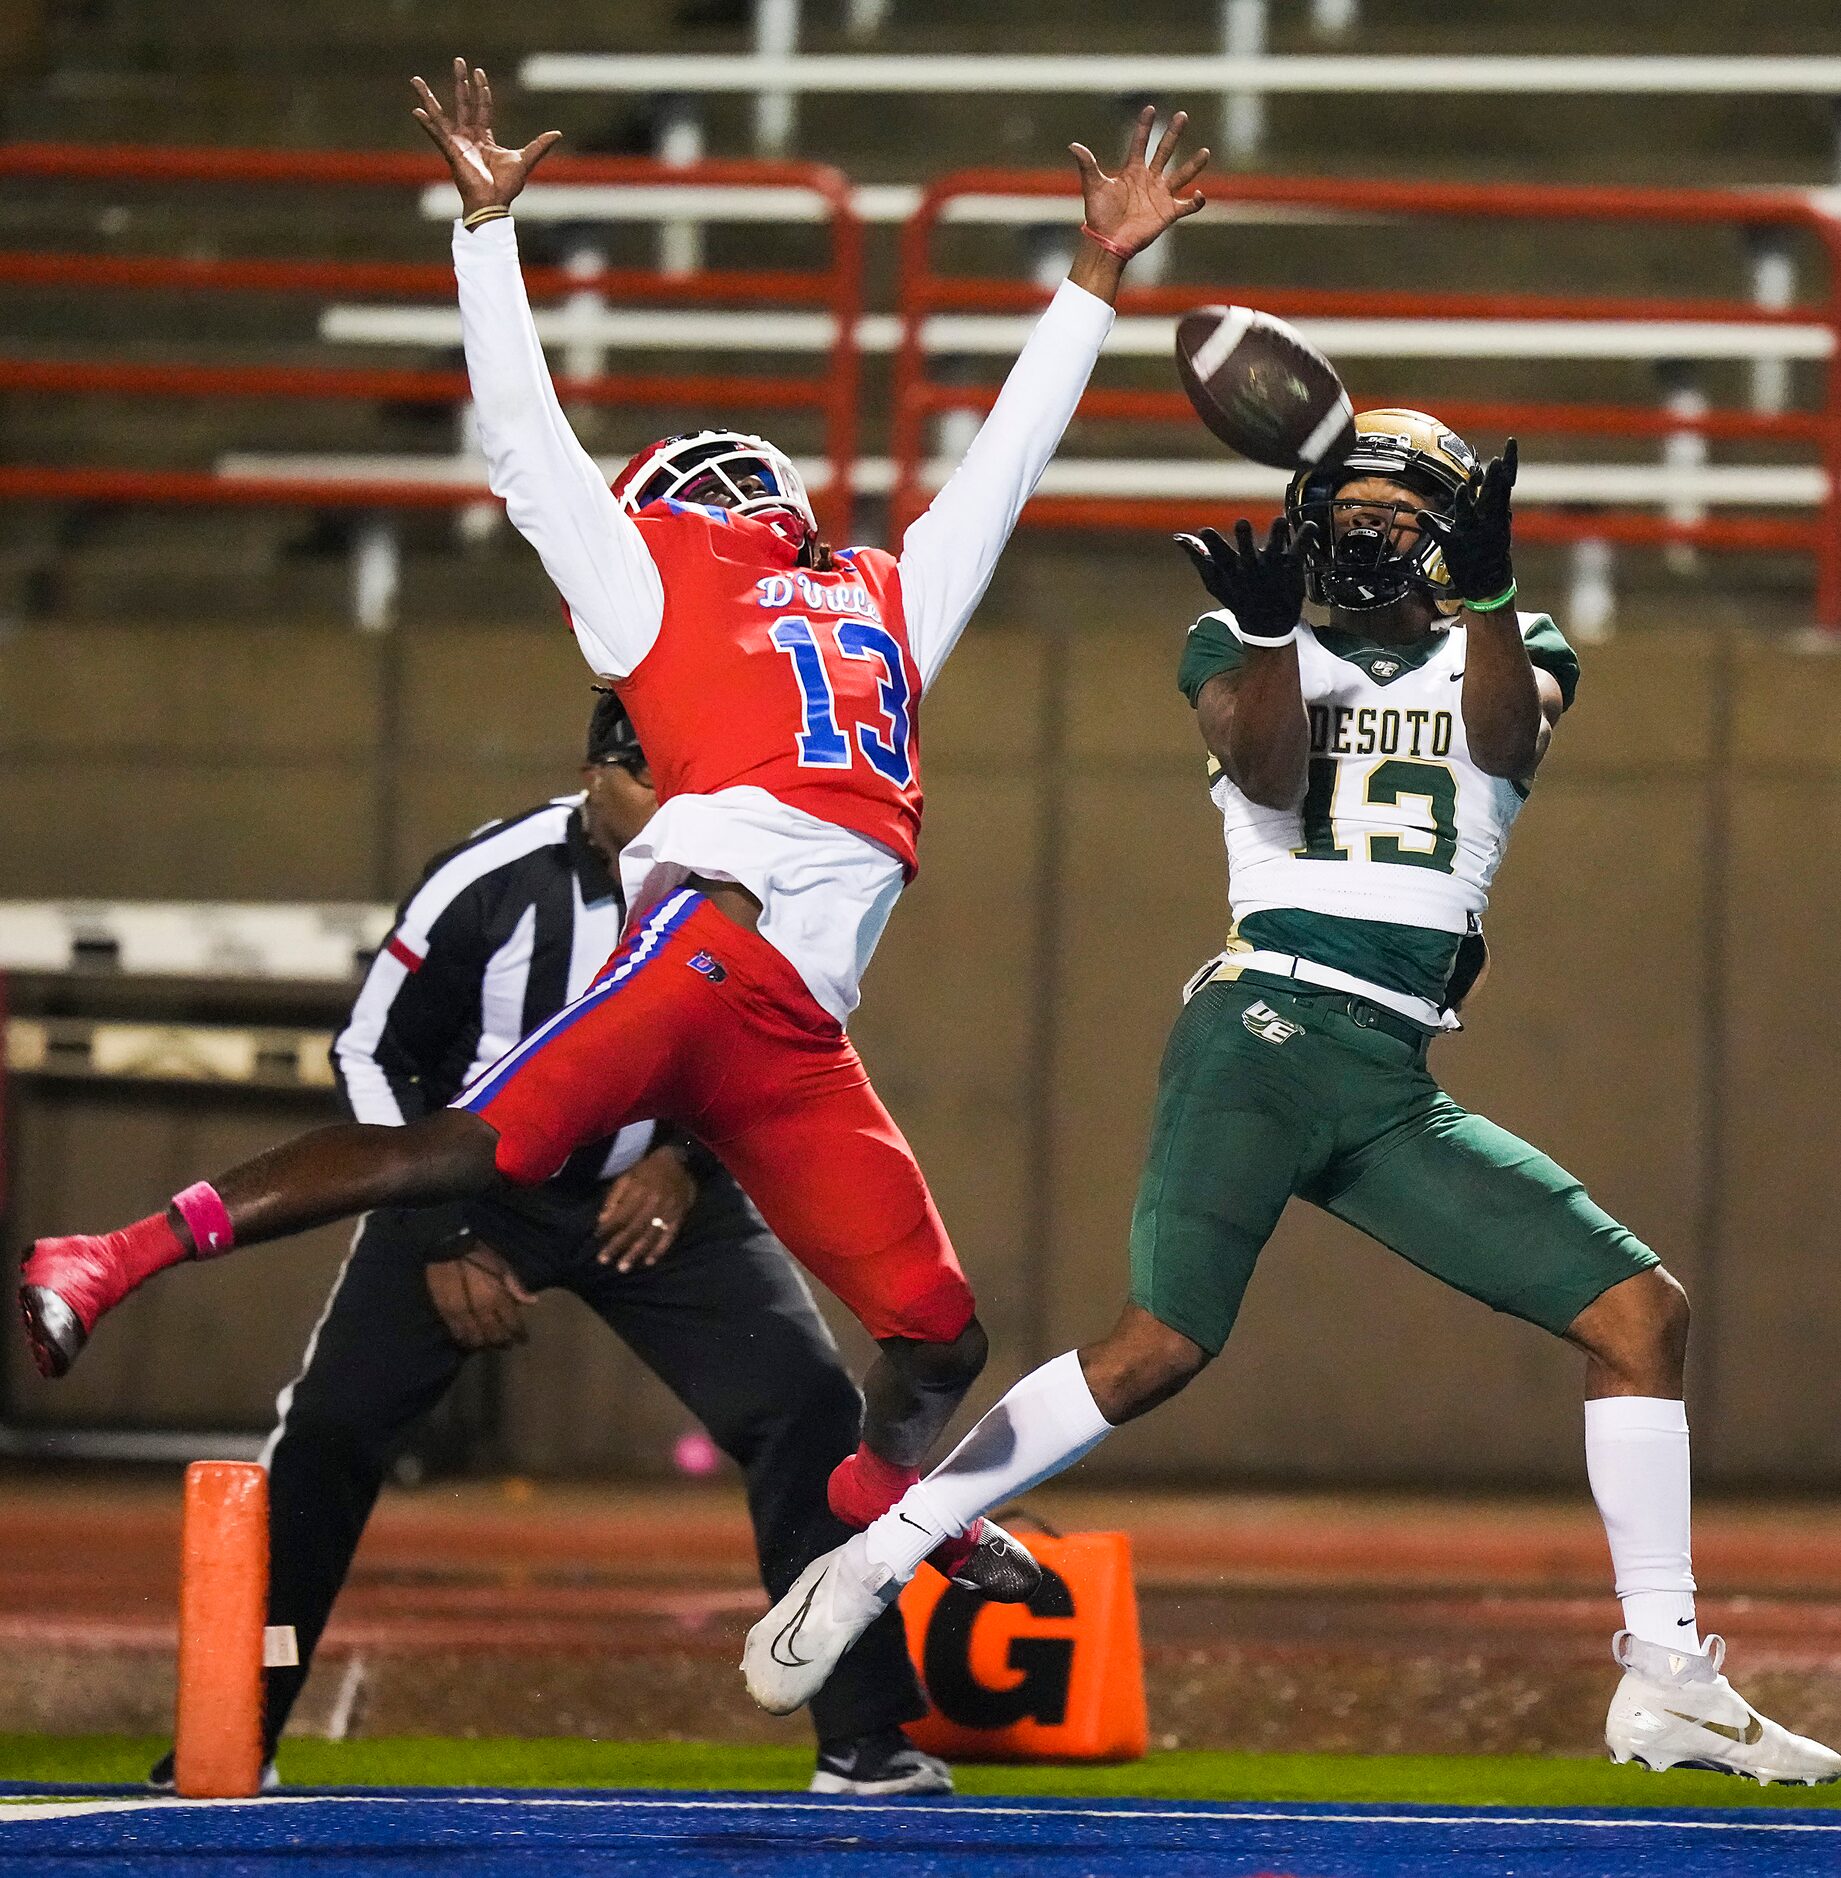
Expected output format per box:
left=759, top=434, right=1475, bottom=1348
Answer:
left=4, top=1793, right=1839, bottom=1832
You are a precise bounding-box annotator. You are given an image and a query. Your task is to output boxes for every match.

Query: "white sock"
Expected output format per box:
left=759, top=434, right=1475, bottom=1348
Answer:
left=862, top=1350, right=1114, bottom=1582
left=1585, top=1395, right=1699, bottom=1653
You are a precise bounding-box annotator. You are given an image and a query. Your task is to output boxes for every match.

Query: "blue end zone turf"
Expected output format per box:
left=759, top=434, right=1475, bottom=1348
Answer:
left=3, top=1789, right=1840, bottom=1876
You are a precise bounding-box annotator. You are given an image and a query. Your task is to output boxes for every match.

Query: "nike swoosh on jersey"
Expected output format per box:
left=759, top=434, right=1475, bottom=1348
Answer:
left=1666, top=1707, right=1764, bottom=1746
left=770, top=1570, right=827, bottom=1667
left=899, top=1510, right=932, bottom=1535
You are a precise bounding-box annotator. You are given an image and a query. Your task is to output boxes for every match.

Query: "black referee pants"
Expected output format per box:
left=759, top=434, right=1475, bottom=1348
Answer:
left=259, top=1185, right=925, bottom=1754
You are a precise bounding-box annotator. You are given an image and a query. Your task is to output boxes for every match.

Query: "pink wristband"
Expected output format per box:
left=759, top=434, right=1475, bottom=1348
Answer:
left=1079, top=223, right=1134, bottom=263
left=172, top=1181, right=236, bottom=1259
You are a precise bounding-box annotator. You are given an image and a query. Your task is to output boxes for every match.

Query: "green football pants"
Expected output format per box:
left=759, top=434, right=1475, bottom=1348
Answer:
left=1128, top=972, right=1658, bottom=1356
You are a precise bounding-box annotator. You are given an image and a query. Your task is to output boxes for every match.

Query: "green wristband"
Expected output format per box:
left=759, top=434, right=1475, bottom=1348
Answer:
left=1466, top=581, right=1518, bottom=613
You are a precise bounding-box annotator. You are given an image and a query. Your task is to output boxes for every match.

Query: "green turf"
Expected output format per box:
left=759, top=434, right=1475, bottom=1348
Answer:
left=4, top=1735, right=1839, bottom=1809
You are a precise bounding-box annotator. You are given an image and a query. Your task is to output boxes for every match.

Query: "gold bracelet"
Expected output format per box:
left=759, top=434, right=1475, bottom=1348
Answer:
left=461, top=204, right=511, bottom=231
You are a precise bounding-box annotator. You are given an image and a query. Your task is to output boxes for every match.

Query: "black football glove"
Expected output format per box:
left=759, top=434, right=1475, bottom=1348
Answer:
left=1416, top=437, right=1517, bottom=608
left=1174, top=517, right=1315, bottom=643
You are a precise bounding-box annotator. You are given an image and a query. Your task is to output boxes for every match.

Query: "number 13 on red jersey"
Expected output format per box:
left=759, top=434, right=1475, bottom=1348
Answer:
left=770, top=614, right=915, bottom=787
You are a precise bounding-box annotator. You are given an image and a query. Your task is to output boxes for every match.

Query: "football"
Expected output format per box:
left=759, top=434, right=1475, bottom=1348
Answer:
left=1175, top=305, right=1356, bottom=471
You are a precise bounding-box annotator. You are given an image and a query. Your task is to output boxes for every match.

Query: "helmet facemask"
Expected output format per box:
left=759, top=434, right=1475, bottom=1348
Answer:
left=1286, top=414, right=1476, bottom=618
left=613, top=431, right=817, bottom=553
left=1296, top=485, right=1446, bottom=613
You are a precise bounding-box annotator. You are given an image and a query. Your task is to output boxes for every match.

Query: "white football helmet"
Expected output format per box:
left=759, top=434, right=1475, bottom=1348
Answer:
left=611, top=429, right=816, bottom=551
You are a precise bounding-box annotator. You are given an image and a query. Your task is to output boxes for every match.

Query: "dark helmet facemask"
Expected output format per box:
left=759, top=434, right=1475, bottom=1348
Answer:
left=1285, top=411, right=1479, bottom=618
left=1299, top=494, right=1436, bottom=613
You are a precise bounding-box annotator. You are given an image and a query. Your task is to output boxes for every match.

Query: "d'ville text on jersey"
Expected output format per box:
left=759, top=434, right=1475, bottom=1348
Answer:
left=755, top=572, right=882, bottom=622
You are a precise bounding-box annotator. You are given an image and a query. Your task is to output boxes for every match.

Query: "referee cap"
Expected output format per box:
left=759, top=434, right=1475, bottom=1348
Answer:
left=586, top=688, right=645, bottom=769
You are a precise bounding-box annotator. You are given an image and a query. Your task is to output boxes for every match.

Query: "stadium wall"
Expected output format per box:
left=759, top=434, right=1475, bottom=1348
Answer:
left=3, top=566, right=1839, bottom=1487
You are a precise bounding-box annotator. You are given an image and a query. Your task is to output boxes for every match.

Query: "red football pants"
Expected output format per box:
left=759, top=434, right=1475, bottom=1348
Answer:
left=453, top=888, right=974, bottom=1344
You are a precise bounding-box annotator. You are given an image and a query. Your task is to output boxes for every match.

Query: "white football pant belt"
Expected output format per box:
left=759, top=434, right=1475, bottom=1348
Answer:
left=1193, top=950, right=1459, bottom=1031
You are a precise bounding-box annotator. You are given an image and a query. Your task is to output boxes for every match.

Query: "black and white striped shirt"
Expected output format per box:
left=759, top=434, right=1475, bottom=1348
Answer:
left=333, top=795, right=656, bottom=1189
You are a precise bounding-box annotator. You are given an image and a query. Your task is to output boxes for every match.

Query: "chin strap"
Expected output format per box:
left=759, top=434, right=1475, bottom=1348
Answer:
left=756, top=506, right=817, bottom=555
left=1322, top=580, right=1414, bottom=612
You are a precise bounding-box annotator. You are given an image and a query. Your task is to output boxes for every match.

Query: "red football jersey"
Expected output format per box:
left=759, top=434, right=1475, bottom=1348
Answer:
left=611, top=502, right=924, bottom=876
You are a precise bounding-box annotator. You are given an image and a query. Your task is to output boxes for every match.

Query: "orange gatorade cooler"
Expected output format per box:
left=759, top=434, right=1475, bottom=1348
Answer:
left=900, top=1529, right=1147, bottom=1762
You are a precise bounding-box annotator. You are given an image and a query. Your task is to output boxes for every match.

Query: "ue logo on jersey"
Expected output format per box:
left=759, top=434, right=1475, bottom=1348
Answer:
left=686, top=950, right=728, bottom=983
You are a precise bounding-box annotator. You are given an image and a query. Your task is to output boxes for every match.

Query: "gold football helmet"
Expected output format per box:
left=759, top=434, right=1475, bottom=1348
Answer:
left=1285, top=408, right=1478, bottom=616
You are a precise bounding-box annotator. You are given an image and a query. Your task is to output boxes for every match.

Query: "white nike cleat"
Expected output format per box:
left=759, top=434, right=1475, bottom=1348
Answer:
left=743, top=1533, right=900, bottom=1716
left=1606, top=1631, right=1841, bottom=1786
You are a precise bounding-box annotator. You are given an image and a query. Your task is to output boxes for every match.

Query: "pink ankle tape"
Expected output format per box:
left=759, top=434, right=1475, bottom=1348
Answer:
left=829, top=1445, right=923, bottom=1529
left=848, top=1445, right=922, bottom=1501
left=171, top=1181, right=236, bottom=1258
left=111, top=1213, right=191, bottom=1290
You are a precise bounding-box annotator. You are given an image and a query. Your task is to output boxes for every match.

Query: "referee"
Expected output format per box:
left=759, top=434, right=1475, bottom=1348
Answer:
left=151, top=694, right=940, bottom=1796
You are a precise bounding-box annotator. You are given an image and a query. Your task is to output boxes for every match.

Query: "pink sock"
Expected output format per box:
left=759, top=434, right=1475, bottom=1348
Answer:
left=827, top=1445, right=921, bottom=1529
left=169, top=1181, right=236, bottom=1259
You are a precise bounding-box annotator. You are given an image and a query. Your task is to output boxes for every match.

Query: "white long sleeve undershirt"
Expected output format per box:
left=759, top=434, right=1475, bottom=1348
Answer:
left=451, top=215, right=1115, bottom=1017
left=453, top=217, right=664, bottom=678
left=896, top=277, right=1115, bottom=692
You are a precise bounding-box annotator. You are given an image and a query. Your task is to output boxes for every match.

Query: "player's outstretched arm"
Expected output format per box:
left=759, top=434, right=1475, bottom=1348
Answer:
left=1067, top=106, right=1210, bottom=309
left=413, top=60, right=664, bottom=679
left=411, top=57, right=561, bottom=218
left=1416, top=440, right=1561, bottom=778
left=1179, top=520, right=1312, bottom=810
left=898, top=108, right=1208, bottom=693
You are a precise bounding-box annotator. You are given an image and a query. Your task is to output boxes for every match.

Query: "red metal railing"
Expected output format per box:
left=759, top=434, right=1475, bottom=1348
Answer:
left=890, top=170, right=1841, bottom=624
left=9, top=148, right=1841, bottom=622
left=0, top=143, right=865, bottom=533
